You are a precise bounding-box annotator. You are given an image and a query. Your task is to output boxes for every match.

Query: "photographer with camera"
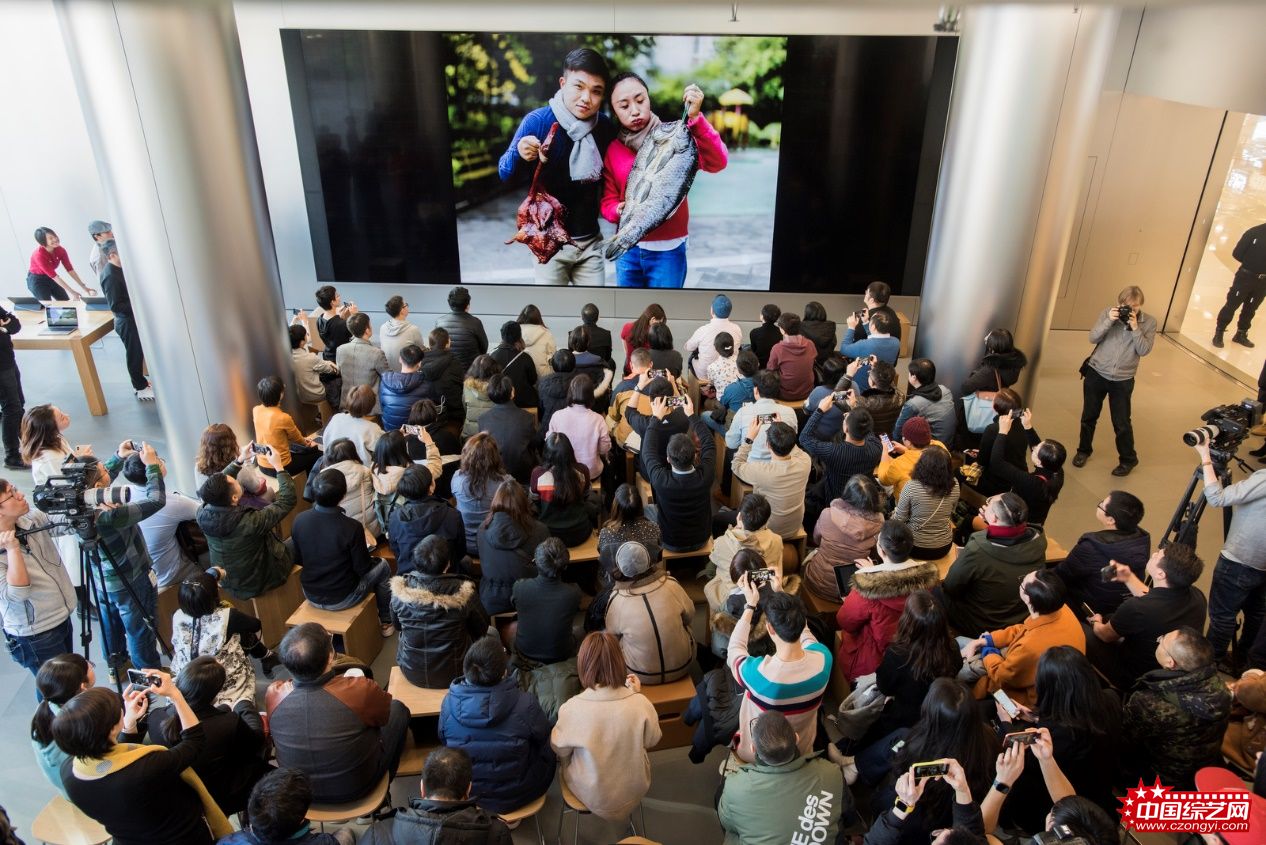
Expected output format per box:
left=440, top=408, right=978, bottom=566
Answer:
left=0, top=481, right=75, bottom=677
left=1072, top=286, right=1156, bottom=477
left=1191, top=437, right=1266, bottom=673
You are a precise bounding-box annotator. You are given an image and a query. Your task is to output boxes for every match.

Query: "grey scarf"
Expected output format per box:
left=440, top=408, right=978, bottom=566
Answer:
left=549, top=90, right=603, bottom=183
left=618, top=112, right=662, bottom=153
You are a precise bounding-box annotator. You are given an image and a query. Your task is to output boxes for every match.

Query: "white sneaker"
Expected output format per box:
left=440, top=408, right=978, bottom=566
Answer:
left=135, top=385, right=155, bottom=401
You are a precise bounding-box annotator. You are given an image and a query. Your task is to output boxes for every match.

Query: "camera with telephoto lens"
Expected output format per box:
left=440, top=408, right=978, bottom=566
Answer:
left=1181, top=399, right=1264, bottom=457
left=1031, top=826, right=1091, bottom=845
left=32, top=458, right=131, bottom=535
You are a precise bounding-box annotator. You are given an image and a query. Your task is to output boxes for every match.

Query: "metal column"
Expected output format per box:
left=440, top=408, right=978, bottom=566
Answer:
left=917, top=5, right=1121, bottom=403
left=55, top=0, right=291, bottom=493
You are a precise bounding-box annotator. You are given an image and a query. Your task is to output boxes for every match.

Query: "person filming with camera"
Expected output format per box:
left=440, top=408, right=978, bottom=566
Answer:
left=1072, top=286, right=1156, bottom=477
left=1191, top=436, right=1266, bottom=674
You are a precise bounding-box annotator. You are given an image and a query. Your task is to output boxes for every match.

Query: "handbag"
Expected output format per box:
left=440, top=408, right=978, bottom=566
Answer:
left=832, top=674, right=890, bottom=740
left=1079, top=340, right=1104, bottom=380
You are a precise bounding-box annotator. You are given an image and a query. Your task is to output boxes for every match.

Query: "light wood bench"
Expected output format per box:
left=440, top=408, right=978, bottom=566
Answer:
left=388, top=665, right=447, bottom=717
left=1045, top=537, right=1069, bottom=563
left=254, top=565, right=306, bottom=648
left=397, top=733, right=440, bottom=776
left=469, top=531, right=601, bottom=574
left=932, top=546, right=960, bottom=580
left=783, top=528, right=808, bottom=575
left=375, top=543, right=397, bottom=574
left=307, top=773, right=389, bottom=828
left=286, top=594, right=381, bottom=664
left=663, top=536, right=713, bottom=561
left=30, top=794, right=109, bottom=845
left=641, top=675, right=697, bottom=751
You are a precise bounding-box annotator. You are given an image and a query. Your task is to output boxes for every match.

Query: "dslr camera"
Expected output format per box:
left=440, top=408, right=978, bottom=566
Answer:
left=1115, top=305, right=1134, bottom=328
left=32, top=458, right=131, bottom=535
left=1182, top=398, right=1264, bottom=458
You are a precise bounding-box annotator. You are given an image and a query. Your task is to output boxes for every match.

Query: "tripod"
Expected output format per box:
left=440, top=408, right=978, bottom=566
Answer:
left=1161, top=454, right=1241, bottom=550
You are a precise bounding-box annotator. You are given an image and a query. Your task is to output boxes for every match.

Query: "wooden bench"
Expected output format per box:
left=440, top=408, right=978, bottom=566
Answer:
left=783, top=528, right=808, bottom=575
left=663, top=536, right=713, bottom=561
left=254, top=565, right=306, bottom=648
left=308, top=773, right=389, bottom=828
left=828, top=631, right=851, bottom=704
left=30, top=794, right=109, bottom=845
left=469, top=532, right=600, bottom=574
left=277, top=479, right=313, bottom=541
left=801, top=585, right=842, bottom=620
left=1045, top=537, right=1069, bottom=563
left=287, top=594, right=381, bottom=664
left=388, top=665, right=448, bottom=717
left=641, top=675, right=696, bottom=751
left=375, top=543, right=397, bottom=574
left=932, top=546, right=960, bottom=580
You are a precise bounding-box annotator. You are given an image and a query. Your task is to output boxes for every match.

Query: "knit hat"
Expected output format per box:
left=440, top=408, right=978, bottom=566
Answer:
left=615, top=541, right=651, bottom=579
left=902, top=416, right=932, bottom=448
left=87, top=220, right=112, bottom=236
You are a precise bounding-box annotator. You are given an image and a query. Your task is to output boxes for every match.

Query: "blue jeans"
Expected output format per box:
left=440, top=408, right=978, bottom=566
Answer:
left=854, top=727, right=908, bottom=787
left=615, top=243, right=687, bottom=289
left=103, top=568, right=161, bottom=670
left=5, top=617, right=74, bottom=679
left=1206, top=554, right=1266, bottom=660
left=309, top=560, right=393, bottom=624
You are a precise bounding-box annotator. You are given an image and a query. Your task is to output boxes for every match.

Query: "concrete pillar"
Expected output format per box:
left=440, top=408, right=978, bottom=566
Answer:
left=55, top=0, right=290, bottom=493
left=916, top=5, right=1120, bottom=404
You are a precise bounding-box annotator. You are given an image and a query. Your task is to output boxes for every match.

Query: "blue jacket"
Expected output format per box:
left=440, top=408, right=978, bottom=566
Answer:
left=437, top=677, right=557, bottom=814
left=388, top=496, right=467, bottom=574
left=838, top=330, right=901, bottom=392
left=379, top=370, right=441, bottom=431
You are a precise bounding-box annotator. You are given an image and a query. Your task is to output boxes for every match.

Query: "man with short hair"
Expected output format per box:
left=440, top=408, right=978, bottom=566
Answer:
left=288, top=319, right=339, bottom=407
left=336, top=312, right=390, bottom=413
left=1087, top=543, right=1208, bottom=688
left=434, top=286, right=488, bottom=371
left=623, top=373, right=690, bottom=476
left=728, top=578, right=832, bottom=763
left=642, top=398, right=715, bottom=552
left=718, top=711, right=850, bottom=845
left=218, top=767, right=354, bottom=845
left=293, top=469, right=394, bottom=635
left=379, top=295, right=426, bottom=371
left=1073, top=285, right=1156, bottom=477
left=266, top=622, right=411, bottom=804
left=732, top=419, right=812, bottom=538
left=379, top=344, right=441, bottom=431
left=1124, top=626, right=1232, bottom=788
left=766, top=313, right=816, bottom=402
left=388, top=464, right=465, bottom=573
left=685, top=294, right=743, bottom=380
left=840, top=309, right=900, bottom=378
left=419, top=327, right=467, bottom=430
left=942, top=492, right=1049, bottom=637
left=960, top=569, right=1085, bottom=707
left=120, top=452, right=200, bottom=588
left=725, top=369, right=798, bottom=462
left=360, top=747, right=512, bottom=844
left=800, top=397, right=883, bottom=514
left=98, top=239, right=154, bottom=400
left=478, top=374, right=537, bottom=482
left=86, top=219, right=113, bottom=279
left=1052, top=490, right=1150, bottom=616
left=574, top=302, right=614, bottom=370
left=1213, top=221, right=1266, bottom=348
left=253, top=375, right=321, bottom=476
left=892, top=358, right=956, bottom=445
left=849, top=281, right=903, bottom=343
left=710, top=493, right=783, bottom=577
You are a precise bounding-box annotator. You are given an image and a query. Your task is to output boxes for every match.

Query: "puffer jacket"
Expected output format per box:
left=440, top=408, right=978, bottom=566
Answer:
left=438, top=676, right=556, bottom=813
left=536, top=372, right=573, bottom=433
left=462, top=379, right=494, bottom=438
left=806, top=500, right=884, bottom=601
left=419, top=348, right=465, bottom=425
left=435, top=310, right=489, bottom=372
left=389, top=496, right=467, bottom=574
left=327, top=458, right=380, bottom=538
left=197, top=464, right=296, bottom=600
left=358, top=796, right=512, bottom=845
left=683, top=667, right=742, bottom=763
left=605, top=571, right=696, bottom=685
left=519, top=323, right=557, bottom=376
left=475, top=512, right=550, bottom=615
left=1125, top=664, right=1232, bottom=788
left=379, top=370, right=441, bottom=431
left=514, top=655, right=580, bottom=724
left=1053, top=528, right=1151, bottom=616
left=390, top=572, right=490, bottom=689
left=854, top=387, right=904, bottom=439
left=836, top=561, right=940, bottom=681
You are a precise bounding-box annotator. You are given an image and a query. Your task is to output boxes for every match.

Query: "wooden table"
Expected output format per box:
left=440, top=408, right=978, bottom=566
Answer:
left=12, top=308, right=116, bottom=415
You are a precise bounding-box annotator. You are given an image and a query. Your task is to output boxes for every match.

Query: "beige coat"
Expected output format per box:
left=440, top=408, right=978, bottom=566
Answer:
left=605, top=572, right=695, bottom=685
left=551, top=686, right=661, bottom=821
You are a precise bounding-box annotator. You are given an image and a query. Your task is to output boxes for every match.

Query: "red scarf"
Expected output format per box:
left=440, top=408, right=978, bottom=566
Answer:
left=986, top=523, right=1028, bottom=540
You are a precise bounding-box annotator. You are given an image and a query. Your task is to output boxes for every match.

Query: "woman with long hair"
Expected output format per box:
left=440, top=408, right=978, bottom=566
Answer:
left=800, top=300, right=838, bottom=363
left=452, top=432, right=511, bottom=551
left=20, top=404, right=96, bottom=594
left=193, top=423, right=271, bottom=505
left=994, top=646, right=1122, bottom=831
left=893, top=445, right=960, bottom=560
left=154, top=656, right=269, bottom=816
left=647, top=322, right=683, bottom=378
left=370, top=429, right=416, bottom=528
left=620, top=303, right=667, bottom=375
left=462, top=354, right=502, bottom=438
left=960, top=328, right=1028, bottom=396
left=531, top=433, right=596, bottom=547
left=171, top=570, right=276, bottom=706
left=806, top=474, right=885, bottom=601
left=515, top=304, right=557, bottom=376
left=551, top=632, right=661, bottom=822
left=476, top=479, right=550, bottom=615
left=546, top=374, right=610, bottom=480
left=320, top=437, right=381, bottom=538
left=598, top=483, right=662, bottom=582
left=30, top=652, right=93, bottom=795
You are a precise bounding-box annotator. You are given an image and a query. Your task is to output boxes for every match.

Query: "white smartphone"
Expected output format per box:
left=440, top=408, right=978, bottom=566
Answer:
left=880, top=434, right=894, bottom=453
left=992, top=688, right=1020, bottom=719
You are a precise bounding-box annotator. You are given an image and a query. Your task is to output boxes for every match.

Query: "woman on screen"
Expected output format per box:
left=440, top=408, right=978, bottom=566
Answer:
left=600, top=75, right=728, bottom=289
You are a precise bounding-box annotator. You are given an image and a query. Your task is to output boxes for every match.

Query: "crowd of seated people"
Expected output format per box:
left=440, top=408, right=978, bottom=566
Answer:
left=8, top=282, right=1266, bottom=845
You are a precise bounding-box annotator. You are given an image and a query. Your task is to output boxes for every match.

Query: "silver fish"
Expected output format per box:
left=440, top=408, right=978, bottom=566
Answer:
left=605, top=117, right=698, bottom=260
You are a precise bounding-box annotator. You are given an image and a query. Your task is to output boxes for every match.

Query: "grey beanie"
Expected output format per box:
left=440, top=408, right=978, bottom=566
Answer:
left=615, top=541, right=651, bottom=579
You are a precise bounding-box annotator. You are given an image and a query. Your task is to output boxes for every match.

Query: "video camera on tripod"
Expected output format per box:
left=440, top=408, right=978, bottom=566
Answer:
left=29, top=458, right=130, bottom=539
left=1181, top=399, right=1263, bottom=463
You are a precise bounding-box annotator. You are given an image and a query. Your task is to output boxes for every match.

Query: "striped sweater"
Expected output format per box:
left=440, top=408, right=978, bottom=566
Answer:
left=728, top=610, right=833, bottom=763
left=893, top=479, right=960, bottom=550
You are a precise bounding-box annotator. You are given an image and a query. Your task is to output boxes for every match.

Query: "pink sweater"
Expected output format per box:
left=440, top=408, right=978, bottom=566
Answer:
left=547, top=405, right=611, bottom=480
left=600, top=114, right=729, bottom=243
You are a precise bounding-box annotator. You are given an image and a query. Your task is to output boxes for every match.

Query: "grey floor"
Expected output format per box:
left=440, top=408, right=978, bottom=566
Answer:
left=0, top=328, right=1251, bottom=842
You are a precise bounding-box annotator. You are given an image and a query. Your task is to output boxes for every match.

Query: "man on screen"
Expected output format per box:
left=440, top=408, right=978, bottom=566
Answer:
left=499, top=47, right=616, bottom=286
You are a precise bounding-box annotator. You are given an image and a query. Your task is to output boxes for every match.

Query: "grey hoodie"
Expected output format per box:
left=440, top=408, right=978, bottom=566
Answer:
left=0, top=510, right=75, bottom=638
left=378, top=318, right=426, bottom=372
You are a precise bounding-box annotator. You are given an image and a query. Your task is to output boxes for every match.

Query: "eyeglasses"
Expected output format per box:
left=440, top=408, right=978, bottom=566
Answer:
left=1155, top=635, right=1174, bottom=662
left=0, top=490, right=20, bottom=507
left=1096, top=503, right=1107, bottom=513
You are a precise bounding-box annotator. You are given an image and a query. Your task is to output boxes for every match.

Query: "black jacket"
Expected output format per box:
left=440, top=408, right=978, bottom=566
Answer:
left=512, top=575, right=582, bottom=664
left=435, top=311, right=489, bottom=372
left=292, top=505, right=374, bottom=605
left=800, top=319, right=838, bottom=362
left=100, top=262, right=134, bottom=318
left=982, top=425, right=1061, bottom=523
left=489, top=344, right=538, bottom=408
left=317, top=313, right=352, bottom=363
left=419, top=349, right=466, bottom=422
left=475, top=512, right=550, bottom=615
left=749, top=323, right=782, bottom=369
left=154, top=701, right=269, bottom=816
left=960, top=349, right=1028, bottom=396
left=389, top=497, right=467, bottom=575
left=0, top=307, right=21, bottom=371
left=477, top=404, right=537, bottom=482
left=390, top=572, right=490, bottom=689
left=359, top=796, right=512, bottom=845
left=643, top=418, right=715, bottom=551
left=683, top=667, right=742, bottom=763
left=1053, top=528, right=1151, bottom=616
left=575, top=322, right=614, bottom=370
left=536, top=372, right=573, bottom=433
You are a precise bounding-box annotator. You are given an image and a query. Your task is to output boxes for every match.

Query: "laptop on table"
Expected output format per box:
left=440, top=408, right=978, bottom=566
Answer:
left=41, top=306, right=80, bottom=334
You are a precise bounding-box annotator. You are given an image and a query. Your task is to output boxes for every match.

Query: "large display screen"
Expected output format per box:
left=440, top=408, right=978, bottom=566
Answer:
left=282, top=30, right=955, bottom=294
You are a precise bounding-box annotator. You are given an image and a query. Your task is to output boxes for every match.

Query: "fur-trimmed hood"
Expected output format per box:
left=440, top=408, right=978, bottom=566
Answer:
left=850, top=560, right=939, bottom=600
left=390, top=572, right=478, bottom=609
